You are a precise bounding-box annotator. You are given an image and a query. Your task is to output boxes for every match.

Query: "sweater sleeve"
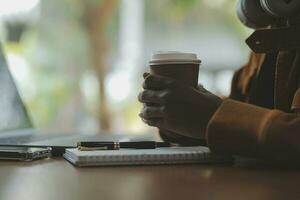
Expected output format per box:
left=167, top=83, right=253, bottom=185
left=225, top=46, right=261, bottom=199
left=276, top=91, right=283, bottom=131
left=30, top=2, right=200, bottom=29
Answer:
left=206, top=99, right=300, bottom=161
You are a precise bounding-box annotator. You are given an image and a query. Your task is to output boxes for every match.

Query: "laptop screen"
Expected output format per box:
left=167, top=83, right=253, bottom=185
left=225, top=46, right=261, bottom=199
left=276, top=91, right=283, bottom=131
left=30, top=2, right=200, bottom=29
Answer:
left=0, top=44, right=32, bottom=132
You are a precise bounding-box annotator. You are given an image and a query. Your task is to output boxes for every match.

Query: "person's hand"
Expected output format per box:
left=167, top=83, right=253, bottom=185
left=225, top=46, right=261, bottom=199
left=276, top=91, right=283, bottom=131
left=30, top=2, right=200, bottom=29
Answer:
left=138, top=73, right=223, bottom=140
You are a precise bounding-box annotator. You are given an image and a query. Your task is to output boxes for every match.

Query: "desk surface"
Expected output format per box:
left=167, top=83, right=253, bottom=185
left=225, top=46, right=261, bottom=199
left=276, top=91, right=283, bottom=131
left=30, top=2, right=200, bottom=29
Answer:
left=0, top=158, right=299, bottom=200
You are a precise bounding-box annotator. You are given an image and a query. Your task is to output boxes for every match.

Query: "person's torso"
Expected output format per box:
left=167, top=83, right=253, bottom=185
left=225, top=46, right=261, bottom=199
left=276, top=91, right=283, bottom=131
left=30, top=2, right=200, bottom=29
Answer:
left=231, top=50, right=300, bottom=114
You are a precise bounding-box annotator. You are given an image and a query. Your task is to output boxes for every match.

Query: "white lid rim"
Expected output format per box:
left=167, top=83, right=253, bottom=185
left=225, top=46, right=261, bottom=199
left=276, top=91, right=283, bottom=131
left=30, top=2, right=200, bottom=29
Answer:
left=149, top=59, right=201, bottom=65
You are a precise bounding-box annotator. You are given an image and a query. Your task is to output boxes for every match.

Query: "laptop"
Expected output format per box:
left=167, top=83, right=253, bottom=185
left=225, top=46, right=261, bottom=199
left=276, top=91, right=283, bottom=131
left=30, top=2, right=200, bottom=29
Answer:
left=0, top=44, right=152, bottom=155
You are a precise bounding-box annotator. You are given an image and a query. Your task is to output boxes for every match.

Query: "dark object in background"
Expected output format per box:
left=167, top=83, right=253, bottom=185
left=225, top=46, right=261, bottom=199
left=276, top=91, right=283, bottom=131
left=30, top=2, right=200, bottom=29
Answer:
left=5, top=22, right=27, bottom=43
left=237, top=0, right=300, bottom=53
left=236, top=0, right=300, bottom=29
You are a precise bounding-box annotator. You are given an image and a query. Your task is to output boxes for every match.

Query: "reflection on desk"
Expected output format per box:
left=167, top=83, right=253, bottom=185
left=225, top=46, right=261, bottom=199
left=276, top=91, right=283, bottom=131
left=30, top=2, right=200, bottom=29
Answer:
left=0, top=158, right=299, bottom=200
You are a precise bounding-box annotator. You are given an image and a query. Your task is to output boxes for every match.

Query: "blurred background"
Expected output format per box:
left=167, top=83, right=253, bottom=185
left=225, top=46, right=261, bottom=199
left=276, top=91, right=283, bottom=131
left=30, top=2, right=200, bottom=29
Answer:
left=0, top=0, right=252, bottom=135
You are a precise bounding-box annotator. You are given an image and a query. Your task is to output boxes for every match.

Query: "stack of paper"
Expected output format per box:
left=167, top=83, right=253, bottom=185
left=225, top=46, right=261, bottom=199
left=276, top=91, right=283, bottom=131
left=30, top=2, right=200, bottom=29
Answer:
left=63, top=146, right=231, bottom=167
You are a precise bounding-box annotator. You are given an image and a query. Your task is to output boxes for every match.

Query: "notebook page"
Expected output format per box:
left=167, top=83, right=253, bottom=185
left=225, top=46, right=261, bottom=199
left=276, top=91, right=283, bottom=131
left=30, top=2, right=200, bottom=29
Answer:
left=63, top=147, right=231, bottom=166
left=71, top=146, right=209, bottom=159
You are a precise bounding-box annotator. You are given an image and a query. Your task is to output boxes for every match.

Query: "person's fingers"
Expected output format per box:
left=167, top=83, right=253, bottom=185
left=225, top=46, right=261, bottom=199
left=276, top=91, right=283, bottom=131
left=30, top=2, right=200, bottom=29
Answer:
left=138, top=90, right=163, bottom=104
left=198, top=84, right=215, bottom=96
left=143, top=74, right=176, bottom=90
left=139, top=106, right=164, bottom=118
left=159, top=129, right=207, bottom=146
left=141, top=118, right=163, bottom=127
left=143, top=72, right=150, bottom=79
left=159, top=129, right=184, bottom=142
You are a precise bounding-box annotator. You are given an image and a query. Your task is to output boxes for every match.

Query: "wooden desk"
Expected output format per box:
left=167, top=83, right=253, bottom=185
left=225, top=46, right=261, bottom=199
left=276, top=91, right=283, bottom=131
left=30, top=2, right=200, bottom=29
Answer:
left=0, top=158, right=299, bottom=200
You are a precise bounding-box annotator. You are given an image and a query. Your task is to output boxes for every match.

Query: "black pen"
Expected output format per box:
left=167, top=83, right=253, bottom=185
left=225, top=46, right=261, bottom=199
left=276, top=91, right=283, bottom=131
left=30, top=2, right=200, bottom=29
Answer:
left=77, top=141, right=171, bottom=151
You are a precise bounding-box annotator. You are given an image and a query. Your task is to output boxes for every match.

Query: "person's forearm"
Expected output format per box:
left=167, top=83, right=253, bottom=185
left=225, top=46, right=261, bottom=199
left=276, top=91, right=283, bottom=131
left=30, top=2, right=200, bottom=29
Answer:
left=206, top=99, right=300, bottom=161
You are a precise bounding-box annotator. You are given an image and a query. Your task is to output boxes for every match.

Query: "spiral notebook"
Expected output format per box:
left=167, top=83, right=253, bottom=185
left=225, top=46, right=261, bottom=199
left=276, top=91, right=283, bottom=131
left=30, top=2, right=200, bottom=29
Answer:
left=63, top=147, right=231, bottom=167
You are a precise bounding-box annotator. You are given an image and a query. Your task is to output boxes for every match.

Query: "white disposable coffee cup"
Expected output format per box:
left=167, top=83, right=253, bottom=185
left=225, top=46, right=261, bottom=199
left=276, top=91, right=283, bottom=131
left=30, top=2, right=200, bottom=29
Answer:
left=149, top=51, right=201, bottom=88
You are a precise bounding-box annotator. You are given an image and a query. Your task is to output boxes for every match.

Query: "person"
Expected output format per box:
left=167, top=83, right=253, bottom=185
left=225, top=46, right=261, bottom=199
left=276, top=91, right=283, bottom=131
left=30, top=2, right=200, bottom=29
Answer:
left=138, top=0, right=300, bottom=161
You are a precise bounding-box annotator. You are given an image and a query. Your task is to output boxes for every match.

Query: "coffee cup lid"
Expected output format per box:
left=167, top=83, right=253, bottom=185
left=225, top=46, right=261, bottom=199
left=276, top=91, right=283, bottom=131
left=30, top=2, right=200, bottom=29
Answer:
left=149, top=51, right=201, bottom=65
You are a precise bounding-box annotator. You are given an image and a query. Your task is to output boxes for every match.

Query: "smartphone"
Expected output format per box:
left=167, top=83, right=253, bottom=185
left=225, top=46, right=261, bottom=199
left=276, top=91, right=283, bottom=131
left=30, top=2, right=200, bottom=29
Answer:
left=0, top=147, right=51, bottom=161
